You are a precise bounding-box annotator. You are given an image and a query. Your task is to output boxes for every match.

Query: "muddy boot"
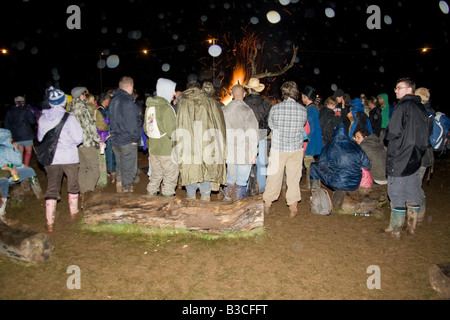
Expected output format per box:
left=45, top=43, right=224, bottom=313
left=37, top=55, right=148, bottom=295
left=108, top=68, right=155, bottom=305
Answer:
left=264, top=201, right=272, bottom=216
left=417, top=196, right=426, bottom=226
left=29, top=176, right=44, bottom=200
left=186, top=194, right=196, bottom=199
left=235, top=185, right=247, bottom=201
left=0, top=197, right=18, bottom=226
left=68, top=193, right=80, bottom=218
left=379, top=208, right=406, bottom=239
left=289, top=202, right=298, bottom=218
left=110, top=172, right=116, bottom=184
left=223, top=183, right=235, bottom=202
left=116, top=179, right=123, bottom=193
left=45, top=199, right=57, bottom=232
left=406, top=204, right=419, bottom=237
left=200, top=195, right=211, bottom=202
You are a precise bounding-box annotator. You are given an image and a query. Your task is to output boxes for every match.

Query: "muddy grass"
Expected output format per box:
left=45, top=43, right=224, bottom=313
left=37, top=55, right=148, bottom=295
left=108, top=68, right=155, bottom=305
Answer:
left=0, top=151, right=449, bottom=301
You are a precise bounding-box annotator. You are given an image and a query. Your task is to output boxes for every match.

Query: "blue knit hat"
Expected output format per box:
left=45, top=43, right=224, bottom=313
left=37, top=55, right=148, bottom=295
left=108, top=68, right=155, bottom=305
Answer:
left=48, top=86, right=67, bottom=108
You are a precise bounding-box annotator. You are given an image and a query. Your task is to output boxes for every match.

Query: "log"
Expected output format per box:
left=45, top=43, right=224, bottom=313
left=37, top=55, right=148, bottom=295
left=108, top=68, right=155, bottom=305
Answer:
left=0, top=223, right=54, bottom=263
left=83, top=193, right=264, bottom=234
left=332, top=184, right=389, bottom=217
left=429, top=263, right=450, bottom=299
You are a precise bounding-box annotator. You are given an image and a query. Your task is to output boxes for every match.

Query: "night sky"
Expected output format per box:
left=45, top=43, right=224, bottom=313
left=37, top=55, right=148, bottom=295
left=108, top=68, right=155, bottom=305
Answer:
left=1, top=0, right=449, bottom=111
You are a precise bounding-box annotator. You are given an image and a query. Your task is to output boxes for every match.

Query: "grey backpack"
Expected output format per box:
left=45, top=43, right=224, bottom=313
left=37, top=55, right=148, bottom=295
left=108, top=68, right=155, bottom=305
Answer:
left=310, top=187, right=332, bottom=216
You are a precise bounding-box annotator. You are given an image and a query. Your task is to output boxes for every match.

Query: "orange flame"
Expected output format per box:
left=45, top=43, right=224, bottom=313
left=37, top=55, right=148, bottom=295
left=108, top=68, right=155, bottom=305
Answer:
left=221, top=64, right=247, bottom=105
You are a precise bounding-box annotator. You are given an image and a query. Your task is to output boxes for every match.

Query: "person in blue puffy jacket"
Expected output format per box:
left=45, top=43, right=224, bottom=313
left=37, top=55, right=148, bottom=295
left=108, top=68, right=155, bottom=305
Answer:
left=309, top=123, right=371, bottom=191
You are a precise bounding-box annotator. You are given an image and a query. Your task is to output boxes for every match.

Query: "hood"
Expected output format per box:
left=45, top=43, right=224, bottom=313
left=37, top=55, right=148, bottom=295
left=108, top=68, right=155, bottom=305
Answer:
left=156, top=78, right=177, bottom=103
left=377, top=93, right=390, bottom=108
left=40, top=105, right=66, bottom=122
left=0, top=128, right=13, bottom=146
left=332, top=123, right=348, bottom=139
left=349, top=98, right=364, bottom=112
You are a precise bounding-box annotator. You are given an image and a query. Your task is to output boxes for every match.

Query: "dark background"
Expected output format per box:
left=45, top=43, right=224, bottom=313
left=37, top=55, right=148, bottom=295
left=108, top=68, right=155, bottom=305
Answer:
left=0, top=0, right=449, bottom=111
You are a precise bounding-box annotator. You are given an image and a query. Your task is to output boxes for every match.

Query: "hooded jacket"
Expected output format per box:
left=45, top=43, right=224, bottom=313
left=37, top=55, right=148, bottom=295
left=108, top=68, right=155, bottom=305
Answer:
left=173, top=87, right=227, bottom=189
left=348, top=98, right=373, bottom=138
left=385, top=94, right=433, bottom=177
left=109, top=88, right=142, bottom=147
left=310, top=123, right=371, bottom=191
left=37, top=106, right=84, bottom=165
left=0, top=129, right=23, bottom=168
left=378, top=93, right=391, bottom=129
left=67, top=98, right=101, bottom=147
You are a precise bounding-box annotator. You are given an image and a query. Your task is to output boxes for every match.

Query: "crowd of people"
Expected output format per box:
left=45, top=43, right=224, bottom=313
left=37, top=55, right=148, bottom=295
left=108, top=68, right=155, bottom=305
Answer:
left=0, top=75, right=439, bottom=240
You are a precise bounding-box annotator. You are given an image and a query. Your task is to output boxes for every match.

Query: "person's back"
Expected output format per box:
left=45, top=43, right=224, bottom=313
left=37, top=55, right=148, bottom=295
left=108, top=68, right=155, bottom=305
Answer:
left=311, top=123, right=371, bottom=191
left=356, top=131, right=386, bottom=184
left=4, top=103, right=36, bottom=143
left=109, top=87, right=141, bottom=147
left=174, top=86, right=227, bottom=189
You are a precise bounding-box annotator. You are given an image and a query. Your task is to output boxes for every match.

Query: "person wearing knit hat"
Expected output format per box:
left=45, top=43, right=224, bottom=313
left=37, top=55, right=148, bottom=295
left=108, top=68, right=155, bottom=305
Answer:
left=38, top=87, right=84, bottom=232
left=4, top=93, right=37, bottom=167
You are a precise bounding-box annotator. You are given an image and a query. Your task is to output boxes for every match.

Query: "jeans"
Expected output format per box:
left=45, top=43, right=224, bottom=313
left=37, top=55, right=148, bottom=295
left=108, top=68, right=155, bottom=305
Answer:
left=105, top=137, right=116, bottom=173
left=8, top=166, right=37, bottom=184
left=256, top=138, right=268, bottom=193
left=388, top=172, right=420, bottom=210
left=112, top=143, right=138, bottom=188
left=0, top=178, right=9, bottom=197
left=226, top=164, right=252, bottom=187
left=186, top=181, right=211, bottom=197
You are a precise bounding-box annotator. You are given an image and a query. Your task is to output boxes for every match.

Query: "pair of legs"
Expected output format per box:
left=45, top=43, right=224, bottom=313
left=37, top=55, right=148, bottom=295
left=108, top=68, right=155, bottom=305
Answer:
left=146, top=154, right=179, bottom=197
left=224, top=164, right=252, bottom=201
left=263, top=148, right=304, bottom=216
left=186, top=181, right=211, bottom=200
left=112, top=143, right=138, bottom=192
left=17, top=140, right=33, bottom=167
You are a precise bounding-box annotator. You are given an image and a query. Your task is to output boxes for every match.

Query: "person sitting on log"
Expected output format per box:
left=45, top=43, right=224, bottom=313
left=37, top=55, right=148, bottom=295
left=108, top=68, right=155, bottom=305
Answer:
left=309, top=123, right=371, bottom=191
left=353, top=129, right=387, bottom=185
left=0, top=128, right=44, bottom=225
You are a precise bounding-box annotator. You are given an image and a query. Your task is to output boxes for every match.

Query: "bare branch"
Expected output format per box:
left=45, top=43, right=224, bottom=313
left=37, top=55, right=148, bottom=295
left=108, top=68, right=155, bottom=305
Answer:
left=252, top=45, right=298, bottom=79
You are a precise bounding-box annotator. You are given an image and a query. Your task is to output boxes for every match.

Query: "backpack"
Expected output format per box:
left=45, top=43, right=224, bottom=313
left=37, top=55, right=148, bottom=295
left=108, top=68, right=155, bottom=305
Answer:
left=310, top=187, right=332, bottom=216
left=429, top=111, right=450, bottom=152
left=145, top=105, right=174, bottom=139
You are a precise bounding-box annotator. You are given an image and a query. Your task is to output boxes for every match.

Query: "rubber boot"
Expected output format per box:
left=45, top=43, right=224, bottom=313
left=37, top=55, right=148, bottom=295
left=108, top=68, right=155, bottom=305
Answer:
left=45, top=199, right=57, bottom=232
left=24, top=152, right=32, bottom=167
left=406, top=204, right=419, bottom=237
left=29, top=176, right=44, bottom=200
left=417, top=196, right=426, bottom=226
left=68, top=193, right=79, bottom=218
left=235, top=185, right=247, bottom=201
left=0, top=197, right=18, bottom=226
left=289, top=202, right=298, bottom=218
left=223, top=183, right=235, bottom=202
left=310, top=179, right=320, bottom=189
left=381, top=208, right=406, bottom=239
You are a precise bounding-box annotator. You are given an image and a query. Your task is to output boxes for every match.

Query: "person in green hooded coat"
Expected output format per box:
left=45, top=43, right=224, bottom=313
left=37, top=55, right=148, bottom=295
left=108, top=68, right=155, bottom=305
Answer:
left=377, top=93, right=391, bottom=147
left=173, top=82, right=227, bottom=201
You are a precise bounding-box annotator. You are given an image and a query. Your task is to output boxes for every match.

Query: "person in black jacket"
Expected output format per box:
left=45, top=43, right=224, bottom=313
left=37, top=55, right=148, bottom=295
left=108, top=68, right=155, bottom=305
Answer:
left=319, top=96, right=342, bottom=146
left=381, top=78, right=433, bottom=239
left=244, top=78, right=272, bottom=193
left=368, top=96, right=382, bottom=137
left=4, top=96, right=37, bottom=167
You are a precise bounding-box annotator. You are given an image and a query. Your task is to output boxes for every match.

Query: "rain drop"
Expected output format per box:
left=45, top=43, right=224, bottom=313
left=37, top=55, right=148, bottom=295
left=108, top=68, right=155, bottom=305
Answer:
left=439, top=1, right=449, bottom=14
left=201, top=15, right=207, bottom=22
left=187, top=74, right=198, bottom=82
left=116, top=27, right=123, bottom=34
left=314, top=68, right=320, bottom=75
left=384, top=15, right=393, bottom=25
left=17, top=41, right=25, bottom=51
left=172, top=34, right=179, bottom=40
left=379, top=66, right=385, bottom=73
left=267, top=11, right=281, bottom=24
left=208, top=44, right=222, bottom=57
left=162, top=63, right=170, bottom=72
left=177, top=44, right=186, bottom=52
left=279, top=0, right=290, bottom=5
left=30, top=47, right=38, bottom=55
left=106, top=55, right=120, bottom=68
left=331, top=84, right=338, bottom=91
left=325, top=8, right=335, bottom=18
left=250, top=17, right=259, bottom=24
left=97, top=59, right=106, bottom=69
left=101, top=27, right=107, bottom=34
left=223, top=3, right=230, bottom=9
